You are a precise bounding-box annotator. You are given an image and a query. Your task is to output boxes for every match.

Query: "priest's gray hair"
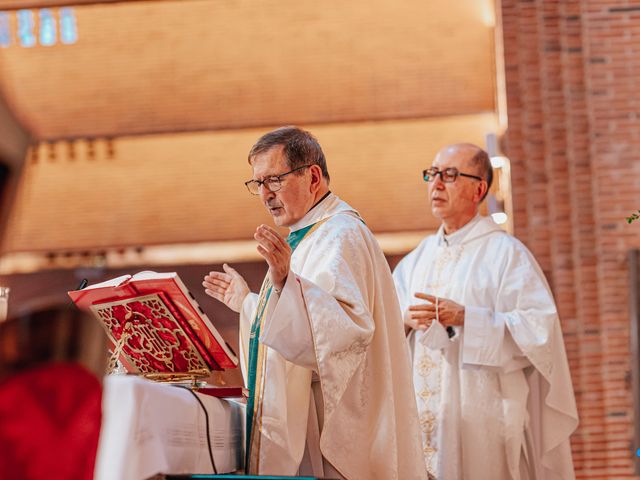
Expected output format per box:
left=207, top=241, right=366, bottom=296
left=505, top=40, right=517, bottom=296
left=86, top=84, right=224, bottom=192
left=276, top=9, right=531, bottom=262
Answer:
left=248, top=126, right=330, bottom=182
left=450, top=143, right=493, bottom=202
left=470, top=147, right=493, bottom=202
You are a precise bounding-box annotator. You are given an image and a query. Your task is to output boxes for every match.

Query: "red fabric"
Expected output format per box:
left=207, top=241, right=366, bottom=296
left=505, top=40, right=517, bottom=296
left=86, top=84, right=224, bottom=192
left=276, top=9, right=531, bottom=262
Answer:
left=0, top=362, right=102, bottom=480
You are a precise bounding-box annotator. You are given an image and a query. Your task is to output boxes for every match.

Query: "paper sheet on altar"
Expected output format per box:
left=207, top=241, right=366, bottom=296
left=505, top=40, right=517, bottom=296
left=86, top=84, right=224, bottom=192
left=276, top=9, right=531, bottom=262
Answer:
left=94, top=375, right=245, bottom=480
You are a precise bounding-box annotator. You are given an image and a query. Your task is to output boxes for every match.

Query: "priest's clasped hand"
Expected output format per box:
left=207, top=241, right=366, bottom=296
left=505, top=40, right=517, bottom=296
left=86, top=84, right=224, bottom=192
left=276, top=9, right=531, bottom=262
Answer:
left=254, top=224, right=291, bottom=292
left=407, top=292, right=465, bottom=330
left=202, top=264, right=250, bottom=313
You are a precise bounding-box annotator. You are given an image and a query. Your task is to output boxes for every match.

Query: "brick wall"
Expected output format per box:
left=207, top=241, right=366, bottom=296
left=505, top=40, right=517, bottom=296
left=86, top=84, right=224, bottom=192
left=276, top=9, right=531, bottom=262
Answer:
left=501, top=0, right=640, bottom=477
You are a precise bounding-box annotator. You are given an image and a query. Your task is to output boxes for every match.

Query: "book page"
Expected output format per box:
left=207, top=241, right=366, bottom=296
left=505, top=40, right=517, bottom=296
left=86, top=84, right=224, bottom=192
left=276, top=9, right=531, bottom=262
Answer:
left=131, top=271, right=176, bottom=281
left=83, top=274, right=131, bottom=290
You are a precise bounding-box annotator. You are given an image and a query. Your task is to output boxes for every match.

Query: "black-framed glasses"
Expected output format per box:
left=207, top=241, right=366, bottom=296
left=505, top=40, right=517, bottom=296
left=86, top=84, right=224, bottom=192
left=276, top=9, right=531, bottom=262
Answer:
left=244, top=164, right=312, bottom=195
left=422, top=167, right=483, bottom=183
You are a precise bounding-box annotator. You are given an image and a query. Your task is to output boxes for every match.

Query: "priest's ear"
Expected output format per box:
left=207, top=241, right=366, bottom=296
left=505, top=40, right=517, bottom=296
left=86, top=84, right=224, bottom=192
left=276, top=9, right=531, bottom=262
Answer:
left=474, top=180, right=489, bottom=204
left=308, top=164, right=324, bottom=193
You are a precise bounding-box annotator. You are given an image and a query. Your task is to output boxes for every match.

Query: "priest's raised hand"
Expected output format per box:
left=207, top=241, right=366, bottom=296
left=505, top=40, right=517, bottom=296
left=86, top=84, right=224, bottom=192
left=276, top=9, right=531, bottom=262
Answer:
left=202, top=263, right=250, bottom=313
left=253, top=224, right=291, bottom=292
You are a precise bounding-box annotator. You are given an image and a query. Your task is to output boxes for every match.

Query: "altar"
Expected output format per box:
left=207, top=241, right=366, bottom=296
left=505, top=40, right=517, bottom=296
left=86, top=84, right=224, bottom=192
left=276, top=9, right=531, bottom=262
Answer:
left=94, top=375, right=245, bottom=480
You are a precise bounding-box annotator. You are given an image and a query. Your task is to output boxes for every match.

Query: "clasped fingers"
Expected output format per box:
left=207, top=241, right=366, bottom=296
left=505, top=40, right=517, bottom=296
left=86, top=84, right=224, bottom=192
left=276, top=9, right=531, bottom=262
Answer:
left=410, top=292, right=465, bottom=327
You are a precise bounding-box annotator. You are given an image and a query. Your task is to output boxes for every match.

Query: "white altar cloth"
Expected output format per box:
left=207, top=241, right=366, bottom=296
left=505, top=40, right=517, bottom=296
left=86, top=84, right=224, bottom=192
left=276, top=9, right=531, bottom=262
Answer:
left=94, top=375, right=244, bottom=480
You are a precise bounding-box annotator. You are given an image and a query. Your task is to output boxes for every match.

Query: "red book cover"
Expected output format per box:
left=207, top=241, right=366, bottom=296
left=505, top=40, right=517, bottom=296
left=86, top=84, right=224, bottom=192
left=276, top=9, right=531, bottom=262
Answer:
left=196, top=386, right=248, bottom=399
left=68, top=271, right=238, bottom=375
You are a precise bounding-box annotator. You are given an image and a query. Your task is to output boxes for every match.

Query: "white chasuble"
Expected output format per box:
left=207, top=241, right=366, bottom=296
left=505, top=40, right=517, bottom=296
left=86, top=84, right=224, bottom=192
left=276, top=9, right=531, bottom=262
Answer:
left=239, top=193, right=427, bottom=480
left=393, top=215, right=578, bottom=480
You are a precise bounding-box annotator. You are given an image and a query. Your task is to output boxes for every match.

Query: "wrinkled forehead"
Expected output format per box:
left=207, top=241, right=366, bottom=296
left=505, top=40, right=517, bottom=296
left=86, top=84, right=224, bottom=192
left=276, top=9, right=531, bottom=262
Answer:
left=432, top=146, right=477, bottom=172
left=250, top=145, right=287, bottom=178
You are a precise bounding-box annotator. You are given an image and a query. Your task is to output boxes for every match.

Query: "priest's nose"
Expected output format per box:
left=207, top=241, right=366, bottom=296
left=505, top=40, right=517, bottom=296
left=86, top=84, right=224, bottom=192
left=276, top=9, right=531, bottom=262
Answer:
left=259, top=185, right=276, bottom=202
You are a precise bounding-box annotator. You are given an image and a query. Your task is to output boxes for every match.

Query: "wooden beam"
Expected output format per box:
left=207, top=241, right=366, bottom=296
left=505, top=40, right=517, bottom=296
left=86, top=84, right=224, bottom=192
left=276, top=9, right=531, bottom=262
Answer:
left=0, top=94, right=29, bottom=169
left=0, top=0, right=155, bottom=10
left=0, top=91, right=29, bottom=247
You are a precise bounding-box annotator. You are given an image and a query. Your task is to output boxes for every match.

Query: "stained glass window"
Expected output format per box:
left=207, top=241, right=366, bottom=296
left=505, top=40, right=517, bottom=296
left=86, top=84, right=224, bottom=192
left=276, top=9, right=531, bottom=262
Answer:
left=17, top=10, right=36, bottom=48
left=60, top=8, right=78, bottom=45
left=39, top=9, right=57, bottom=46
left=0, top=12, right=10, bottom=48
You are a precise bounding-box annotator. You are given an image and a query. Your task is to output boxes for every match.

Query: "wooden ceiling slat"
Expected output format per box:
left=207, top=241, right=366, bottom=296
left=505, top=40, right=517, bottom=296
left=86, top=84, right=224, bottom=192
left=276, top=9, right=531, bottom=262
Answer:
left=0, top=0, right=496, bottom=140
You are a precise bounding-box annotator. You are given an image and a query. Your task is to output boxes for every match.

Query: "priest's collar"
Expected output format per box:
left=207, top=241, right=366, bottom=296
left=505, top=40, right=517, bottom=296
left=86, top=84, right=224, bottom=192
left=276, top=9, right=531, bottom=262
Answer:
left=437, top=214, right=505, bottom=247
left=288, top=191, right=350, bottom=232
left=437, top=214, right=482, bottom=246
left=309, top=190, right=332, bottom=214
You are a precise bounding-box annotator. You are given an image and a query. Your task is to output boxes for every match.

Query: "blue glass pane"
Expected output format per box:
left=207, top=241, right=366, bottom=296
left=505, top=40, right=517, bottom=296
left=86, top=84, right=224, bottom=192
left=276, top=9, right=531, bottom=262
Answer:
left=39, top=9, right=56, bottom=46
left=0, top=12, right=10, bottom=48
left=60, top=8, right=77, bottom=44
left=17, top=10, right=36, bottom=47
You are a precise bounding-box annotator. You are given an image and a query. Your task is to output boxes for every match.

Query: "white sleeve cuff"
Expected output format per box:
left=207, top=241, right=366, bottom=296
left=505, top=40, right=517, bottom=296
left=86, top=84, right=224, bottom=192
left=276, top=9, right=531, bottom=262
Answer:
left=240, top=292, right=259, bottom=325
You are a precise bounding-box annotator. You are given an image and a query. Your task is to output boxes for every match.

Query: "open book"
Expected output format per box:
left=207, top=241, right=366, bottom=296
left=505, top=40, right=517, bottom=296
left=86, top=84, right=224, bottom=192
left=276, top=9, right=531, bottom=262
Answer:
left=68, top=271, right=238, bottom=377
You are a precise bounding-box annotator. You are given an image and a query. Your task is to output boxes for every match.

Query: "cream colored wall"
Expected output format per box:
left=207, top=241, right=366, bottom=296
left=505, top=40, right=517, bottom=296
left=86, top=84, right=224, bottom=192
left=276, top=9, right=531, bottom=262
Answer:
left=0, top=0, right=499, bottom=260
left=2, top=113, right=498, bottom=254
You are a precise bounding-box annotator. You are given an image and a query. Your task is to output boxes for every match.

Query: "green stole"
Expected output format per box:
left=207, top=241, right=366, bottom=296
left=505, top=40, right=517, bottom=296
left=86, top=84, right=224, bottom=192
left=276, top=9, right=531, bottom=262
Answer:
left=245, top=222, right=319, bottom=471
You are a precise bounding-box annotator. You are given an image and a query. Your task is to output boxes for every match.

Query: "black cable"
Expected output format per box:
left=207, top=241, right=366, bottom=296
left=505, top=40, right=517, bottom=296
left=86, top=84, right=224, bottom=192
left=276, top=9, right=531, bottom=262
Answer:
left=174, top=385, right=217, bottom=474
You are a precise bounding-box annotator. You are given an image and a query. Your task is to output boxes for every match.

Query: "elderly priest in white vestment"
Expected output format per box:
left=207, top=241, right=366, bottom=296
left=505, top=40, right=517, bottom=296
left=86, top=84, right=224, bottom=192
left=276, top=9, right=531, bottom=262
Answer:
left=202, top=126, right=428, bottom=480
left=393, top=143, right=578, bottom=480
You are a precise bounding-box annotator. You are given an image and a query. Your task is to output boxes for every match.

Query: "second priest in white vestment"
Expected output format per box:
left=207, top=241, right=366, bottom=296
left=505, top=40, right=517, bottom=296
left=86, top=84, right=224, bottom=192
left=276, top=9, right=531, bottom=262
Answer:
left=393, top=144, right=578, bottom=480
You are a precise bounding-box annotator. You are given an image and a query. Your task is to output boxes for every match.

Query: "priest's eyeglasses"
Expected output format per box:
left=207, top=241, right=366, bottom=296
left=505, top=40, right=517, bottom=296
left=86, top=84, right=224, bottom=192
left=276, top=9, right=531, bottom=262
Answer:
left=423, top=167, right=483, bottom=183
left=245, top=164, right=312, bottom=195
